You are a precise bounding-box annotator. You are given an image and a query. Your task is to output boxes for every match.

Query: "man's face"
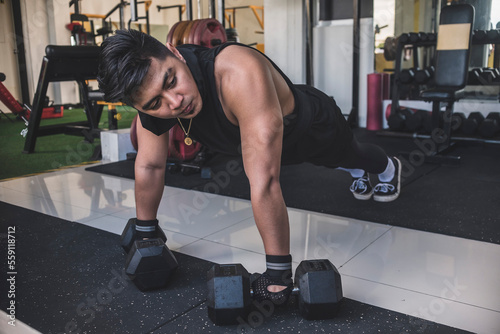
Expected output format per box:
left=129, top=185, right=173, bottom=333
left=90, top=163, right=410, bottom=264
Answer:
left=133, top=44, right=202, bottom=119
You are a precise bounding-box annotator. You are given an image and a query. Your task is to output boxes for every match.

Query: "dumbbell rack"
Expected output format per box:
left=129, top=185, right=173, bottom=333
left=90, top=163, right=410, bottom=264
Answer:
left=390, top=32, right=438, bottom=115
left=468, top=29, right=500, bottom=89
left=384, top=29, right=500, bottom=146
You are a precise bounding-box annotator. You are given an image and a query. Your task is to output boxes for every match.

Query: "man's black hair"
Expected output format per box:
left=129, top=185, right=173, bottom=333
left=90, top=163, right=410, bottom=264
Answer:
left=97, top=29, right=174, bottom=106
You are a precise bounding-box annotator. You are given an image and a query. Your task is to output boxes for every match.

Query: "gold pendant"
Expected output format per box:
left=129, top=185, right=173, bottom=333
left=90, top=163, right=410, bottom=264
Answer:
left=184, top=137, right=193, bottom=146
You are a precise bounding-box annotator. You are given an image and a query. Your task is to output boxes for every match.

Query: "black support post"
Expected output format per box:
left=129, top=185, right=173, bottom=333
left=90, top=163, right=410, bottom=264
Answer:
left=10, top=0, right=30, bottom=105
left=304, top=0, right=314, bottom=87
left=23, top=58, right=50, bottom=153
left=348, top=0, right=361, bottom=128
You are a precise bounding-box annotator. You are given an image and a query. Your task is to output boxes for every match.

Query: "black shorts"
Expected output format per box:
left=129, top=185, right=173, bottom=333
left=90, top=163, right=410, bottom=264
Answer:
left=282, top=85, right=354, bottom=167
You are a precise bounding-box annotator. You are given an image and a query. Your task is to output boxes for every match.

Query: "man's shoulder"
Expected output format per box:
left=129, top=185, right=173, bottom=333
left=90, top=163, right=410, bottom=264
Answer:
left=214, top=44, right=266, bottom=76
left=216, top=43, right=260, bottom=60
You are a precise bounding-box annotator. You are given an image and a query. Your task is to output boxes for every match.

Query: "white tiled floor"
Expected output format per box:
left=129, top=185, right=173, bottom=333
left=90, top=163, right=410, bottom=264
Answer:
left=1, top=164, right=499, bottom=334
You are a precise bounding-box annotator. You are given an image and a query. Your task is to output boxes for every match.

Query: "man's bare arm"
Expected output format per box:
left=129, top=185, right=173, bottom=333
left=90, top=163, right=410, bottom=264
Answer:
left=134, top=116, right=170, bottom=221
left=217, top=47, right=290, bottom=256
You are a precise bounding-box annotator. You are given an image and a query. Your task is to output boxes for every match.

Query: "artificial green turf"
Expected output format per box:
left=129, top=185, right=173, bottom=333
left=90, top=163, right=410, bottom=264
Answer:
left=0, top=106, right=137, bottom=180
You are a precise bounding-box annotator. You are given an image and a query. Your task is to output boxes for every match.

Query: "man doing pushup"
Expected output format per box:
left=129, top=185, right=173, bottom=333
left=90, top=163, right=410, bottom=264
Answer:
left=98, top=29, right=401, bottom=303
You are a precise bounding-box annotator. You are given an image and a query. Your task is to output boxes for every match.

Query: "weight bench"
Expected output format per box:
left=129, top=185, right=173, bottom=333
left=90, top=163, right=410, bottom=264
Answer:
left=23, top=45, right=103, bottom=153
left=419, top=4, right=475, bottom=164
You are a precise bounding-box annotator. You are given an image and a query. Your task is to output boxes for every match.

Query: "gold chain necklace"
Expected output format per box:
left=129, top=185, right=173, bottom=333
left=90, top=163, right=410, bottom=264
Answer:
left=177, top=118, right=193, bottom=145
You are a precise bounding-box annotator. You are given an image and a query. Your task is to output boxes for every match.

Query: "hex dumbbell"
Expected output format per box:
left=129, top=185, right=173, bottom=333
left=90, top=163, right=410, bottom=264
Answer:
left=206, top=259, right=343, bottom=326
left=463, top=112, right=485, bottom=135
left=121, top=218, right=178, bottom=291
left=478, top=112, right=500, bottom=138
left=414, top=66, right=435, bottom=84
left=388, top=107, right=413, bottom=131
left=405, top=110, right=429, bottom=132
left=451, top=112, right=466, bottom=133
left=399, top=68, right=416, bottom=84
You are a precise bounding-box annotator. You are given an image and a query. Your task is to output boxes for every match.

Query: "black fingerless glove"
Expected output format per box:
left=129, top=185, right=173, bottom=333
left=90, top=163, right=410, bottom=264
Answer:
left=251, top=254, right=293, bottom=305
left=251, top=272, right=293, bottom=305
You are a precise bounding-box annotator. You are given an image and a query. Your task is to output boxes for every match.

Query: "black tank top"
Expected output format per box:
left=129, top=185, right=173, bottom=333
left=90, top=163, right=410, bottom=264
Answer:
left=138, top=43, right=312, bottom=160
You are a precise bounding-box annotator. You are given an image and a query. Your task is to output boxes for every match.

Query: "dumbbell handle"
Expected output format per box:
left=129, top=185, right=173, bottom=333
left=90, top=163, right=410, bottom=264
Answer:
left=249, top=287, right=300, bottom=296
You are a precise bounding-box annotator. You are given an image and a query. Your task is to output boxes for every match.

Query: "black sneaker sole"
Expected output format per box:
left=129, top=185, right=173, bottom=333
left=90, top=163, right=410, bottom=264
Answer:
left=353, top=191, right=373, bottom=200
left=373, top=191, right=399, bottom=202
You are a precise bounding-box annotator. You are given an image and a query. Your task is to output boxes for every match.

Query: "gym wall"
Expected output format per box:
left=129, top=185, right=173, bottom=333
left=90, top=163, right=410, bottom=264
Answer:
left=321, top=0, right=374, bottom=128
left=264, top=0, right=306, bottom=85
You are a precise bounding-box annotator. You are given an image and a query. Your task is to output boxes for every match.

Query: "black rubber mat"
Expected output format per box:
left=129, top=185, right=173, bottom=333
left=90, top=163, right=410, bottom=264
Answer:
left=0, top=202, right=471, bottom=333
left=86, top=129, right=500, bottom=245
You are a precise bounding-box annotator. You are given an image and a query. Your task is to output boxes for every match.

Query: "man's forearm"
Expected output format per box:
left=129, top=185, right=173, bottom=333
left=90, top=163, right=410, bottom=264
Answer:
left=135, top=165, right=165, bottom=220
left=251, top=181, right=290, bottom=256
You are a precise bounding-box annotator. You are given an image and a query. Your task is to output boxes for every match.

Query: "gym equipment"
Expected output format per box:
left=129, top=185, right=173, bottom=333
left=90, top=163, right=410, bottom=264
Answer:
left=120, top=218, right=167, bottom=253
left=471, top=68, right=498, bottom=85
left=192, top=18, right=227, bottom=48
left=207, top=264, right=252, bottom=326
left=427, top=32, right=437, bottom=42
left=408, top=32, right=421, bottom=44
left=166, top=21, right=182, bottom=45
left=0, top=76, right=24, bottom=115
left=366, top=73, right=390, bottom=131
left=462, top=112, right=485, bottom=135
left=168, top=20, right=190, bottom=47
left=26, top=105, right=64, bottom=120
left=22, top=45, right=103, bottom=153
left=0, top=72, right=64, bottom=124
left=399, top=68, right=415, bottom=84
left=486, top=29, right=500, bottom=41
left=473, top=29, right=487, bottom=41
left=418, top=4, right=474, bottom=162
left=157, top=4, right=186, bottom=22
left=120, top=218, right=177, bottom=291
left=480, top=68, right=497, bottom=83
left=294, top=260, right=343, bottom=320
left=405, top=109, right=429, bottom=132
left=478, top=112, right=500, bottom=138
left=398, top=33, right=410, bottom=44
left=78, top=0, right=152, bottom=37
left=125, top=237, right=178, bottom=291
left=225, top=27, right=239, bottom=43
left=207, top=259, right=343, bottom=326
left=414, top=66, right=435, bottom=84
left=422, top=111, right=435, bottom=133
left=388, top=107, right=412, bottom=131
left=167, top=18, right=227, bottom=49
left=451, top=112, right=466, bottom=133
left=383, top=36, right=397, bottom=61
left=95, top=101, right=123, bottom=130
left=418, top=32, right=429, bottom=42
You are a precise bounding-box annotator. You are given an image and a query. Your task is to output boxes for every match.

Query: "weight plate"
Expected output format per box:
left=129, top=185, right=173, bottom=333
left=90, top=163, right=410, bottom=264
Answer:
left=193, top=18, right=227, bottom=48
left=187, top=19, right=202, bottom=44
left=171, top=21, right=190, bottom=47
left=182, top=20, right=197, bottom=45
left=384, top=36, right=397, bottom=61
left=166, top=21, right=183, bottom=45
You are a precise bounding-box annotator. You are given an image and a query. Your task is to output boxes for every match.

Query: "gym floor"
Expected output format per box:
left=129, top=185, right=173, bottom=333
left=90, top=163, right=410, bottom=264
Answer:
left=0, top=130, right=499, bottom=333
